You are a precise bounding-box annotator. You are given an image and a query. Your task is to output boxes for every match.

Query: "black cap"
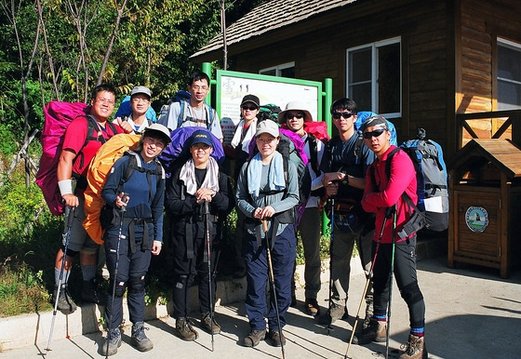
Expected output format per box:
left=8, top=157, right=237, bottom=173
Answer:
left=241, top=94, right=260, bottom=108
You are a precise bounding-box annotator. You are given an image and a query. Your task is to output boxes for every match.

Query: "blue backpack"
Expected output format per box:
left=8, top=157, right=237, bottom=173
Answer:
left=356, top=111, right=398, bottom=145
left=115, top=95, right=157, bottom=123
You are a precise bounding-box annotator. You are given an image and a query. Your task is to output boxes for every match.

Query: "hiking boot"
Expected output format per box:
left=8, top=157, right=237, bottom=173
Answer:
left=175, top=317, right=198, bottom=341
left=81, top=279, right=103, bottom=305
left=327, top=303, right=348, bottom=323
left=54, top=284, right=77, bottom=315
left=353, top=319, right=387, bottom=345
left=305, top=298, right=320, bottom=316
left=201, top=312, right=221, bottom=334
left=131, top=322, right=153, bottom=352
left=101, top=328, right=122, bottom=356
left=399, top=334, right=428, bottom=359
left=240, top=329, right=266, bottom=347
left=267, top=329, right=286, bottom=347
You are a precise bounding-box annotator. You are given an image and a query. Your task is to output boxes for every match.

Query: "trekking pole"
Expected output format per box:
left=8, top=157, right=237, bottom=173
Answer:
left=325, top=198, right=335, bottom=334
left=344, top=206, right=393, bottom=359
left=204, top=201, right=215, bottom=352
left=106, top=193, right=128, bottom=359
left=45, top=206, right=75, bottom=351
left=262, top=220, right=286, bottom=359
left=385, top=207, right=397, bottom=359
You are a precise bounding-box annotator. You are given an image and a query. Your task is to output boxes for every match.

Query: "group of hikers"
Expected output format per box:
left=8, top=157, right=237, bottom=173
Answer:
left=50, top=70, right=427, bottom=359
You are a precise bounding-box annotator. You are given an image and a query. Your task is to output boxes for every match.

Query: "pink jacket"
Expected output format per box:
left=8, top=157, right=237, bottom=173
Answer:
left=362, top=145, right=418, bottom=244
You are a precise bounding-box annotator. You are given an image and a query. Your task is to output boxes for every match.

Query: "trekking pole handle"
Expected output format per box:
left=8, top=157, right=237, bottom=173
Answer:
left=262, top=219, right=268, bottom=233
left=65, top=206, right=75, bottom=227
left=117, top=192, right=130, bottom=212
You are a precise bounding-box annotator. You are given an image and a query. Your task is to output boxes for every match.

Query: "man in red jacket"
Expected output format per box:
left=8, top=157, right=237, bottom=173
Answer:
left=55, top=84, right=125, bottom=314
left=357, top=115, right=427, bottom=359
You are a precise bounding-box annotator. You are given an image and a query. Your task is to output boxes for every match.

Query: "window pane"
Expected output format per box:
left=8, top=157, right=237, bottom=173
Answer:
left=280, top=66, right=295, bottom=78
left=498, top=80, right=521, bottom=110
left=498, top=45, right=521, bottom=81
left=349, top=83, right=372, bottom=110
left=378, top=43, right=400, bottom=114
left=349, top=48, right=371, bottom=83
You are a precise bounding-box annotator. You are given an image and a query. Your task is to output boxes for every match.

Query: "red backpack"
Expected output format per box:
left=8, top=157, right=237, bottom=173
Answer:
left=36, top=101, right=118, bottom=216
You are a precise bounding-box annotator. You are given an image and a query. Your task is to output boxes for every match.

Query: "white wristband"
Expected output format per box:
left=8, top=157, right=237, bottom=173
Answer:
left=58, top=179, right=73, bottom=196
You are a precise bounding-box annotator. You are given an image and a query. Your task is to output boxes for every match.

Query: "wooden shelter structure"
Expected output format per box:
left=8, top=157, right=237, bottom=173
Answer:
left=448, top=139, right=521, bottom=277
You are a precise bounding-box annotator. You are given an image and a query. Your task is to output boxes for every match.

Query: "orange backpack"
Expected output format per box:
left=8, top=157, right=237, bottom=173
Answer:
left=83, top=133, right=141, bottom=244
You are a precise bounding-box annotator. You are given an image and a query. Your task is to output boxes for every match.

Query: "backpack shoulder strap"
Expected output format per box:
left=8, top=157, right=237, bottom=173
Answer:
left=177, top=101, right=186, bottom=127
left=353, top=131, right=364, bottom=165
left=205, top=104, right=215, bottom=130
left=307, top=133, right=320, bottom=176
left=384, top=147, right=401, bottom=180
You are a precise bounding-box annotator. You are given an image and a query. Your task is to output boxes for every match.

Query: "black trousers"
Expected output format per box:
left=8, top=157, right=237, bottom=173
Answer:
left=372, top=235, right=425, bottom=329
left=171, top=230, right=217, bottom=319
left=104, top=222, right=152, bottom=329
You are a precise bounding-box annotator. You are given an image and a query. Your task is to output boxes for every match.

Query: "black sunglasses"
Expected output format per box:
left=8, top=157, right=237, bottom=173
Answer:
left=242, top=105, right=258, bottom=111
left=363, top=129, right=386, bottom=139
left=332, top=111, right=353, bottom=120
left=285, top=112, right=304, bottom=119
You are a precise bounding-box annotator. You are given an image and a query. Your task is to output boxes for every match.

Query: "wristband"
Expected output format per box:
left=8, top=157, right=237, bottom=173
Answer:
left=58, top=179, right=73, bottom=196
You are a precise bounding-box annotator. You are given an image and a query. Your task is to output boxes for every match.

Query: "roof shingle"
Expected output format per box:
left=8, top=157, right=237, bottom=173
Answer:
left=191, top=0, right=356, bottom=58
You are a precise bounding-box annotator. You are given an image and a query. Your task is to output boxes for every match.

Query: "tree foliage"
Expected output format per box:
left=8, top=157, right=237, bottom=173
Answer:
left=0, top=0, right=269, bottom=142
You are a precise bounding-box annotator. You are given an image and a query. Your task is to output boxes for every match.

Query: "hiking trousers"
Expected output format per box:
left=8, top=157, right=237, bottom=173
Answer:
left=372, top=235, right=425, bottom=329
left=104, top=222, right=152, bottom=329
left=245, top=224, right=296, bottom=331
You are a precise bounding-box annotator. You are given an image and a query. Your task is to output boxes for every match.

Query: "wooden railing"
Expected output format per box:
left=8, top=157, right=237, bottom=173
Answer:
left=456, top=110, right=521, bottom=149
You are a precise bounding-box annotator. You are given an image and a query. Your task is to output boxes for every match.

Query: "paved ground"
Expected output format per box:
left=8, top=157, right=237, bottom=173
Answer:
left=2, top=255, right=521, bottom=358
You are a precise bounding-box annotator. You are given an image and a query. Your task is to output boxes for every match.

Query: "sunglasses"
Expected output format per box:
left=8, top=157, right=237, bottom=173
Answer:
left=332, top=111, right=353, bottom=120
left=363, top=129, right=386, bottom=139
left=242, top=105, right=258, bottom=111
left=285, top=112, right=304, bottom=120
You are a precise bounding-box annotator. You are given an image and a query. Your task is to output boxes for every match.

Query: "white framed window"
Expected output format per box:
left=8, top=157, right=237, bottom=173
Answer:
left=259, top=62, right=295, bottom=78
left=346, top=37, right=401, bottom=118
left=497, top=38, right=521, bottom=110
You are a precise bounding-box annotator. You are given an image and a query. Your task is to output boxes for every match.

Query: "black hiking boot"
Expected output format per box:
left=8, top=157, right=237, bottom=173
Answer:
left=131, top=321, right=153, bottom=352
left=240, top=328, right=266, bottom=347
left=54, top=284, right=77, bottom=315
left=267, top=329, right=286, bottom=347
left=175, top=317, right=198, bottom=341
left=101, top=328, right=122, bottom=356
left=81, top=279, right=104, bottom=305
left=201, top=312, right=221, bottom=334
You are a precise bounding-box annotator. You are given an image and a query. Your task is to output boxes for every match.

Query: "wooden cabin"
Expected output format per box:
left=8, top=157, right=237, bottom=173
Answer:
left=190, top=0, right=521, bottom=158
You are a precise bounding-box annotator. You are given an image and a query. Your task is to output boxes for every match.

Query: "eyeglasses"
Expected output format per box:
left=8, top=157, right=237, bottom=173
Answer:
left=363, top=129, right=386, bottom=139
left=96, top=98, right=115, bottom=105
left=285, top=112, right=304, bottom=120
left=242, top=105, right=258, bottom=111
left=332, top=111, right=353, bottom=120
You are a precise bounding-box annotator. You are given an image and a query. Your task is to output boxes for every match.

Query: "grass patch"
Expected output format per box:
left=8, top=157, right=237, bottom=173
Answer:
left=0, top=260, right=51, bottom=317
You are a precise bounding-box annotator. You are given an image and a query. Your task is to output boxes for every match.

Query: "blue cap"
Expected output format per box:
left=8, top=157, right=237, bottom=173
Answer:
left=190, top=130, right=213, bottom=147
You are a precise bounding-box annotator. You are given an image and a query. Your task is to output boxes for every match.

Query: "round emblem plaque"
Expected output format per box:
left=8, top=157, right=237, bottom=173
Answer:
left=465, top=206, right=489, bottom=233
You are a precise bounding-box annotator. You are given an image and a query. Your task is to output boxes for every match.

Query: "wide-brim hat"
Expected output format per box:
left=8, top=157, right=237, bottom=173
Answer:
left=278, top=101, right=313, bottom=123
left=143, top=123, right=171, bottom=144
